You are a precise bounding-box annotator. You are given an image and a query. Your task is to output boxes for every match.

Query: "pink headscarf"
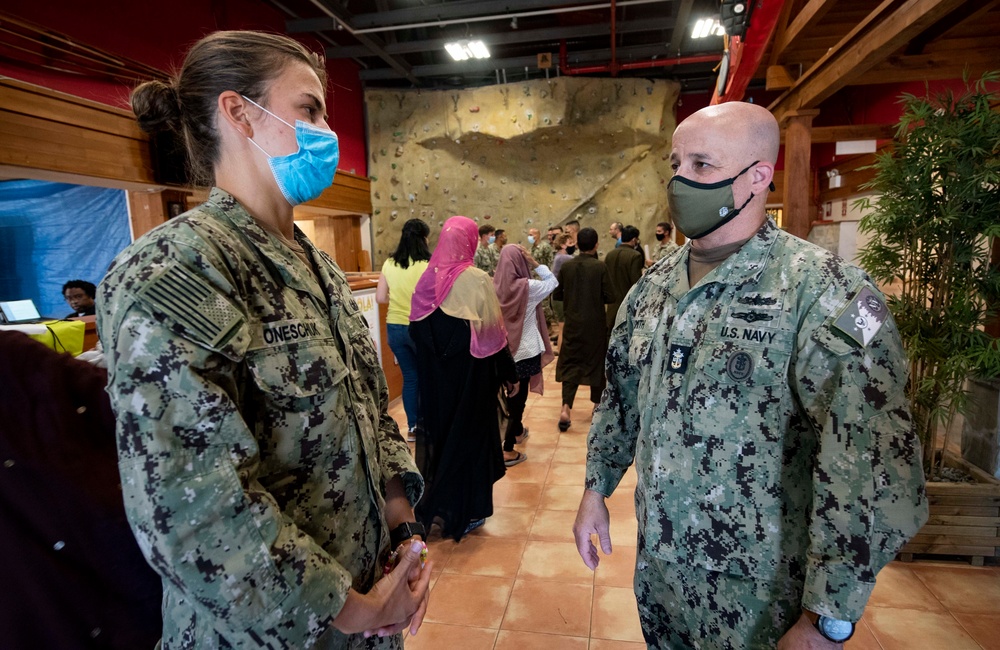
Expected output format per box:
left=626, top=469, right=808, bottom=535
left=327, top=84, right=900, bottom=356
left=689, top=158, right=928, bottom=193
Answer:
left=410, top=216, right=508, bottom=358
left=494, top=246, right=554, bottom=394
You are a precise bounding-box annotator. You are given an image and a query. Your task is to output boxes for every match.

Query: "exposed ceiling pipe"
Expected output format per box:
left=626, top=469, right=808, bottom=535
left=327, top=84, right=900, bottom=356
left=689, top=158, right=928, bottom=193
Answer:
left=559, top=40, right=722, bottom=75
left=610, top=0, right=618, bottom=77
left=350, top=0, right=662, bottom=35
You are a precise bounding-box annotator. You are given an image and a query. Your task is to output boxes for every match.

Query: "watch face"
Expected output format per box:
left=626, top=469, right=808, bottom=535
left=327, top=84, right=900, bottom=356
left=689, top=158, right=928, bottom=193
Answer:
left=818, top=616, right=854, bottom=642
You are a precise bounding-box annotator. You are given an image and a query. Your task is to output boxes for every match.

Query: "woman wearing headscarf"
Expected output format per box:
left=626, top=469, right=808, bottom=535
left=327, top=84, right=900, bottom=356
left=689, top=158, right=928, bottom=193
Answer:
left=493, top=245, right=558, bottom=466
left=409, top=216, right=517, bottom=540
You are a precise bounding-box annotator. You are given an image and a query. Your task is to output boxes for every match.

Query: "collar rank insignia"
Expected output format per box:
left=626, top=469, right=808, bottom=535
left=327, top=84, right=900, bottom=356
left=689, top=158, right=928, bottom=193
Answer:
left=668, top=344, right=691, bottom=373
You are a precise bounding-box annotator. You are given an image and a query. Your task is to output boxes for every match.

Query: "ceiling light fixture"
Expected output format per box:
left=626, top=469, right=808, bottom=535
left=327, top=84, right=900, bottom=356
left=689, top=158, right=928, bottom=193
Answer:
left=444, top=40, right=491, bottom=61
left=691, top=18, right=725, bottom=39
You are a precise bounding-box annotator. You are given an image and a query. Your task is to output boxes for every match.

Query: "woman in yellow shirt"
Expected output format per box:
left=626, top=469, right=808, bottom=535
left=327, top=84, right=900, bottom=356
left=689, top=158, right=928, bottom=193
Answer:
left=377, top=219, right=431, bottom=440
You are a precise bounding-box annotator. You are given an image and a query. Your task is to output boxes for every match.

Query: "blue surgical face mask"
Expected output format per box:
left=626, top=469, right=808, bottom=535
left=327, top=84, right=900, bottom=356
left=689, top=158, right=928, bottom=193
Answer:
left=242, top=95, right=340, bottom=206
left=527, top=235, right=536, bottom=245
left=488, top=235, right=496, bottom=244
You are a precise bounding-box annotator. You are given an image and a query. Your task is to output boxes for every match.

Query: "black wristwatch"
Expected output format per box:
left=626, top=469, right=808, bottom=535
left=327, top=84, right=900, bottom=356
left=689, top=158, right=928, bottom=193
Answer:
left=389, top=521, right=426, bottom=548
left=805, top=611, right=855, bottom=643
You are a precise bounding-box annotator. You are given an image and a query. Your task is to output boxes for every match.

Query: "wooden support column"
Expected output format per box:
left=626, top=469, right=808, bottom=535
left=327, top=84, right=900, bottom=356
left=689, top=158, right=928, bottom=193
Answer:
left=781, top=110, right=820, bottom=241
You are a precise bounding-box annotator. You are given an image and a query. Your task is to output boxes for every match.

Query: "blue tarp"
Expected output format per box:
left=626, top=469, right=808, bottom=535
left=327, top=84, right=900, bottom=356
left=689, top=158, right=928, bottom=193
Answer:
left=0, top=179, right=130, bottom=318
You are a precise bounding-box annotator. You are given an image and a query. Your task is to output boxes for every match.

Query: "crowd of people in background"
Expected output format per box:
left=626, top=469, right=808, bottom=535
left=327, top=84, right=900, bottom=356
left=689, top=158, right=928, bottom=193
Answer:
left=373, top=213, right=674, bottom=542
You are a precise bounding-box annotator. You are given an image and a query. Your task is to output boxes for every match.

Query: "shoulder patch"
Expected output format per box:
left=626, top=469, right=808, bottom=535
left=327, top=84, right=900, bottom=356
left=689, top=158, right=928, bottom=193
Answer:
left=137, top=264, right=244, bottom=349
left=832, top=285, right=887, bottom=347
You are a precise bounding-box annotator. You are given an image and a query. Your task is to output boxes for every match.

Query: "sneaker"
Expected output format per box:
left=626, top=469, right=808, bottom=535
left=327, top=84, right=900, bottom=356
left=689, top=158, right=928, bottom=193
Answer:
left=407, top=428, right=417, bottom=443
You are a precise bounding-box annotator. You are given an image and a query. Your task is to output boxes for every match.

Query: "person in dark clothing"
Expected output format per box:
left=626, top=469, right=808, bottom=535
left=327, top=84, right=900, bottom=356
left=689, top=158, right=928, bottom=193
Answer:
left=0, top=330, right=162, bottom=649
left=63, top=279, right=97, bottom=318
left=553, top=227, right=613, bottom=431
left=603, top=225, right=644, bottom=331
left=409, top=216, right=518, bottom=540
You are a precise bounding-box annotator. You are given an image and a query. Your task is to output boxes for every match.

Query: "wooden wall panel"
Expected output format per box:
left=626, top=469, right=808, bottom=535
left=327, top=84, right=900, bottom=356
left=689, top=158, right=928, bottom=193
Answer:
left=307, top=171, right=372, bottom=214
left=0, top=78, right=154, bottom=185
left=307, top=215, right=364, bottom=272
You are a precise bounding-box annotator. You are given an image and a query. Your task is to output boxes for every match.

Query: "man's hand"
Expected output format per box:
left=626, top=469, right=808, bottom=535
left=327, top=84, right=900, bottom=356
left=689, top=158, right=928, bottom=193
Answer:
left=573, top=489, right=612, bottom=570
left=776, top=613, right=844, bottom=650
left=504, top=381, right=520, bottom=398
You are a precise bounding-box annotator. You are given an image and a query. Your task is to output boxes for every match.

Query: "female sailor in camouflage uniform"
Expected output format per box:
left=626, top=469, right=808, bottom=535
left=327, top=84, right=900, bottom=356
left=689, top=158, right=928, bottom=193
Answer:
left=98, top=31, right=430, bottom=649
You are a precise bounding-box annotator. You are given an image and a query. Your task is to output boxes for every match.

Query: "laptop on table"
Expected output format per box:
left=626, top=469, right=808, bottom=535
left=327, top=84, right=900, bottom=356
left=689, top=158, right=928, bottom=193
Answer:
left=0, top=299, right=44, bottom=324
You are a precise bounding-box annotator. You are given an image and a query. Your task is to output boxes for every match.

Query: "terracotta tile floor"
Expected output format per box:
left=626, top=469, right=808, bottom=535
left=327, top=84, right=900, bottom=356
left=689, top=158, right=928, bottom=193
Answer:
left=388, top=363, right=1000, bottom=649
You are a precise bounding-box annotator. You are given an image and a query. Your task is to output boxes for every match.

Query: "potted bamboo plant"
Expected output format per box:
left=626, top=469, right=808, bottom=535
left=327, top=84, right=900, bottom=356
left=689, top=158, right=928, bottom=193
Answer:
left=856, top=71, right=1000, bottom=564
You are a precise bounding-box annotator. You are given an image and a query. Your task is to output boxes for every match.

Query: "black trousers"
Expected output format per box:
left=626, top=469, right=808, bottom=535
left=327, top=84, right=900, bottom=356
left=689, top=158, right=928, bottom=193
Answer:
left=503, top=376, right=530, bottom=452
left=561, top=381, right=602, bottom=409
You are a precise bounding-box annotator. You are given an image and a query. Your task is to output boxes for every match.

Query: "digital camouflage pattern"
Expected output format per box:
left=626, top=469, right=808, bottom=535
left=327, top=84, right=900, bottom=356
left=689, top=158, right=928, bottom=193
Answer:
left=586, top=219, right=927, bottom=647
left=531, top=240, right=557, bottom=327
left=473, top=242, right=500, bottom=276
left=97, top=188, right=422, bottom=649
left=652, top=240, right=680, bottom=262
left=531, top=240, right=555, bottom=269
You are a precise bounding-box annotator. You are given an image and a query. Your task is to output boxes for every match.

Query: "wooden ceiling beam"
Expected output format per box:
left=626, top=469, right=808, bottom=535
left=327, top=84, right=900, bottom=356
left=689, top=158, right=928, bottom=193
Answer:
left=772, top=0, right=837, bottom=64
left=768, top=0, right=969, bottom=123
left=854, top=48, right=998, bottom=85
left=779, top=123, right=897, bottom=144
left=767, top=0, right=796, bottom=66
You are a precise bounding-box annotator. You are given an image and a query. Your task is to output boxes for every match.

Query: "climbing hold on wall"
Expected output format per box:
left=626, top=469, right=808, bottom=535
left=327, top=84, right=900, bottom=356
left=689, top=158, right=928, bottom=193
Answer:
left=408, top=193, right=416, bottom=202
left=484, top=214, right=492, bottom=220
left=390, top=211, right=398, bottom=220
left=390, top=194, right=398, bottom=201
left=395, top=146, right=404, bottom=156
left=470, top=106, right=480, bottom=113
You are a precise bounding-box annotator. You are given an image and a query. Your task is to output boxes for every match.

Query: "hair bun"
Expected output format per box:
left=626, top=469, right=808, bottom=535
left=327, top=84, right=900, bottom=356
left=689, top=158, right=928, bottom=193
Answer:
left=131, top=79, right=182, bottom=134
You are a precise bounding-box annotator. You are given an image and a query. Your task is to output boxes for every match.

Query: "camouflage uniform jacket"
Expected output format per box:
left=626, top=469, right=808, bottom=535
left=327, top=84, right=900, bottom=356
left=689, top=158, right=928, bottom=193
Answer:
left=531, top=241, right=555, bottom=268
left=97, top=188, right=422, bottom=648
left=474, top=242, right=500, bottom=276
left=586, top=219, right=927, bottom=622
left=652, top=240, right=680, bottom=262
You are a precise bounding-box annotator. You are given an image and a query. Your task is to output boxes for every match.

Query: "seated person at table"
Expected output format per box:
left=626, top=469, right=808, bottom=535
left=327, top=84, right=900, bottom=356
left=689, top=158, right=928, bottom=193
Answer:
left=63, top=280, right=97, bottom=318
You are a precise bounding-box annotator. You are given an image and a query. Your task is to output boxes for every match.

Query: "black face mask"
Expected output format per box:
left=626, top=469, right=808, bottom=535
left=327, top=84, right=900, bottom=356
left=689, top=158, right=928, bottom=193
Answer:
left=655, top=233, right=666, bottom=241
left=566, top=245, right=577, bottom=255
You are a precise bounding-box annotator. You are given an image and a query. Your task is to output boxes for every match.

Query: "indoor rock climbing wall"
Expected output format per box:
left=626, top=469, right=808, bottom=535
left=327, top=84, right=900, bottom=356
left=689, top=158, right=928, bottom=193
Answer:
left=366, top=76, right=680, bottom=264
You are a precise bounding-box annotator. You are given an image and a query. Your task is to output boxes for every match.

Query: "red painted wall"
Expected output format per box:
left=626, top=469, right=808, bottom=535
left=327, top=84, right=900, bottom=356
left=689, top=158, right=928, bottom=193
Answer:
left=0, top=0, right=367, bottom=175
